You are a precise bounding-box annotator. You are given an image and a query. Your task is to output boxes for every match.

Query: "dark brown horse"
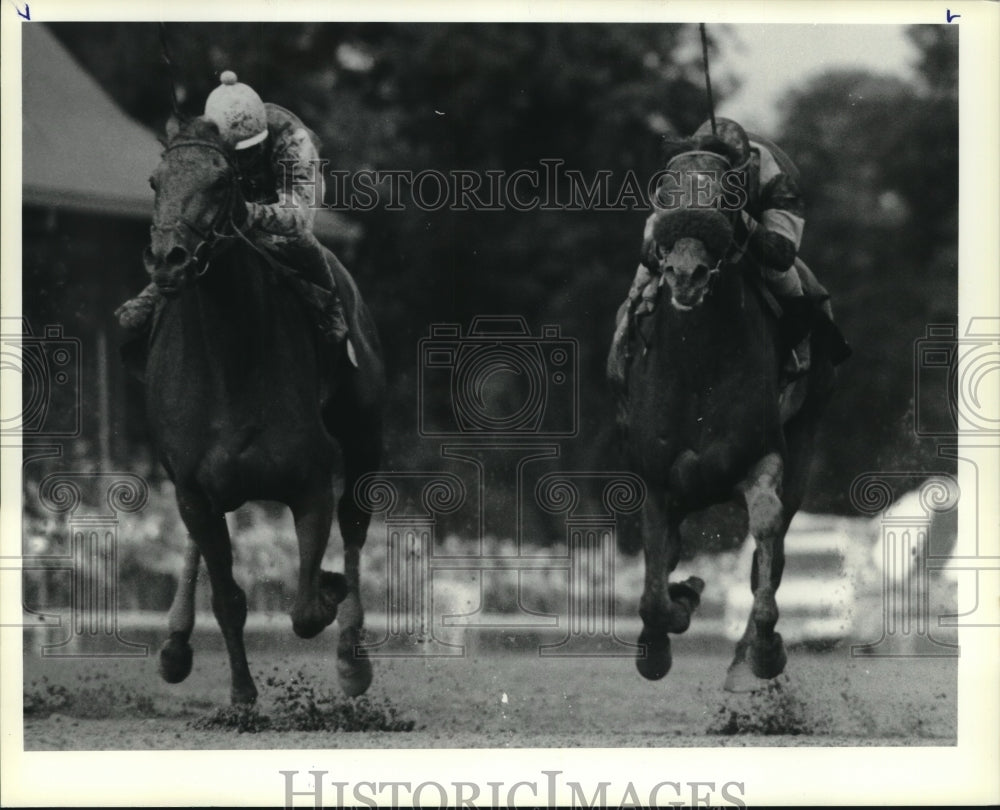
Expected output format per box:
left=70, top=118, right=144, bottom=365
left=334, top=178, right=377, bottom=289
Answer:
left=611, top=149, right=841, bottom=692
left=142, top=116, right=384, bottom=704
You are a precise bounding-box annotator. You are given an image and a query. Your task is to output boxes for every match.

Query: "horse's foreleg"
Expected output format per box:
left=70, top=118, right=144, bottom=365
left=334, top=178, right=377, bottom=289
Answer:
left=290, top=487, right=346, bottom=640
left=725, top=452, right=788, bottom=691
left=158, top=539, right=200, bottom=684
left=176, top=491, right=256, bottom=705
left=333, top=422, right=380, bottom=697
left=636, top=488, right=703, bottom=680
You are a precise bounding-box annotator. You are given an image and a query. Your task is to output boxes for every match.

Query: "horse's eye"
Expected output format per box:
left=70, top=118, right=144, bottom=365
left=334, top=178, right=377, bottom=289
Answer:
left=149, top=176, right=157, bottom=191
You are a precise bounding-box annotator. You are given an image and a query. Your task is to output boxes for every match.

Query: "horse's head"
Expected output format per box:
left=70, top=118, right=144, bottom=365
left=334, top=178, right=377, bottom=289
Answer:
left=144, top=116, right=245, bottom=296
left=647, top=141, right=743, bottom=311
left=648, top=208, right=735, bottom=312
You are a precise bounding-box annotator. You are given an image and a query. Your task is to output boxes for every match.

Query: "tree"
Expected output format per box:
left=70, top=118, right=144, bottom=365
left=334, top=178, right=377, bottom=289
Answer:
left=774, top=25, right=958, bottom=511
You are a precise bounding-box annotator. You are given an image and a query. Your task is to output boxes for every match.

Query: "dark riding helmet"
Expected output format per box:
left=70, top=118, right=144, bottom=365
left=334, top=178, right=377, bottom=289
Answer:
left=693, top=118, right=752, bottom=209
left=693, top=117, right=751, bottom=170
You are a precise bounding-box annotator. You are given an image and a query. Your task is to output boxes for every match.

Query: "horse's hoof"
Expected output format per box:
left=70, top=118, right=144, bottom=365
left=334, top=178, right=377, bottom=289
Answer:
left=292, top=572, right=350, bottom=638
left=636, top=628, right=672, bottom=681
left=319, top=571, right=350, bottom=606
left=292, top=614, right=332, bottom=640
left=750, top=632, right=787, bottom=680
left=158, top=634, right=193, bottom=684
left=230, top=684, right=259, bottom=706
left=337, top=637, right=373, bottom=697
left=665, top=577, right=705, bottom=633
left=723, top=659, right=772, bottom=693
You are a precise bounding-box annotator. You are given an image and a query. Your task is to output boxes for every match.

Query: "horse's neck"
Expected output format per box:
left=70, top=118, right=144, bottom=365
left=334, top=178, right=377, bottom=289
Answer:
left=176, top=249, right=271, bottom=390
left=658, top=268, right=764, bottom=382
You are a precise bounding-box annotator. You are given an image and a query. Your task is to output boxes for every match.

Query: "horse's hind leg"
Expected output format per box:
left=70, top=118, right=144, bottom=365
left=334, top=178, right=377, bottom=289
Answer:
left=725, top=453, right=788, bottom=692
left=158, top=539, right=199, bottom=684
left=176, top=490, right=257, bottom=705
left=289, top=487, right=347, bottom=640
left=332, top=418, right=380, bottom=697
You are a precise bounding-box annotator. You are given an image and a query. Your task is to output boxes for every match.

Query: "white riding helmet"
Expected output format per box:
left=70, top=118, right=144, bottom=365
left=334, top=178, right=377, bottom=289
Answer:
left=204, top=71, right=268, bottom=150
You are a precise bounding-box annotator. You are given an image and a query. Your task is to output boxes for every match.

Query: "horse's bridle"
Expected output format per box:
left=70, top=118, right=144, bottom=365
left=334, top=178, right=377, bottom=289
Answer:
left=658, top=149, right=744, bottom=282
left=152, top=139, right=246, bottom=278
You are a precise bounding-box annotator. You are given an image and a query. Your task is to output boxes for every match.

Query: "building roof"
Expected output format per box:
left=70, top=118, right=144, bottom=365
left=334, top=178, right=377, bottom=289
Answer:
left=22, top=23, right=162, bottom=218
left=22, top=23, right=358, bottom=243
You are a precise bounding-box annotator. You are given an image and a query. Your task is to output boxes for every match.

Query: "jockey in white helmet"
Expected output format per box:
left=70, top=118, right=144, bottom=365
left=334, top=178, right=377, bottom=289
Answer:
left=117, top=71, right=347, bottom=343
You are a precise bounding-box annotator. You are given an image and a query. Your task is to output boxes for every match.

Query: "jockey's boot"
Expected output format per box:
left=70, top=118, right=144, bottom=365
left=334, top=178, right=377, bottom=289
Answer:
left=776, top=294, right=814, bottom=381
left=287, top=235, right=349, bottom=344
left=115, top=282, right=160, bottom=333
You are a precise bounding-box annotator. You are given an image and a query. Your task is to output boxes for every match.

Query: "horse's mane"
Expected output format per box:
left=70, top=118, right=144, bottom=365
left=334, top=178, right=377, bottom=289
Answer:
left=166, top=115, right=231, bottom=151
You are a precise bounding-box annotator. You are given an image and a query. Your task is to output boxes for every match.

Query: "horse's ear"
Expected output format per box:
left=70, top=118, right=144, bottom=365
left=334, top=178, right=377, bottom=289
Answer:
left=165, top=114, right=183, bottom=142
left=201, top=117, right=220, bottom=136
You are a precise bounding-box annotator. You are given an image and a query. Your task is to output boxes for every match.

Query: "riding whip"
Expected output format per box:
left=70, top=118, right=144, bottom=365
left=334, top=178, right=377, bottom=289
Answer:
left=699, top=23, right=717, bottom=136
left=159, top=22, right=183, bottom=117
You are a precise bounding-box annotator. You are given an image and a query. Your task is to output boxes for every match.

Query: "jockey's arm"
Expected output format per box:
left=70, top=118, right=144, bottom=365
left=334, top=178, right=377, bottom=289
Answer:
left=244, top=126, right=325, bottom=240
left=735, top=148, right=805, bottom=274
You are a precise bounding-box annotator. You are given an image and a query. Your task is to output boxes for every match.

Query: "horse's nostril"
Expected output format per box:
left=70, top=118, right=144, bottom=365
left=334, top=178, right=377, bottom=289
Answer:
left=692, top=264, right=709, bottom=283
left=166, top=247, right=189, bottom=267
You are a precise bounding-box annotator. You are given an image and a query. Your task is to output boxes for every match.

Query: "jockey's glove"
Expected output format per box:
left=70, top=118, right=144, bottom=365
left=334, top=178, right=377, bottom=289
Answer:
left=639, top=213, right=659, bottom=271
left=738, top=210, right=797, bottom=274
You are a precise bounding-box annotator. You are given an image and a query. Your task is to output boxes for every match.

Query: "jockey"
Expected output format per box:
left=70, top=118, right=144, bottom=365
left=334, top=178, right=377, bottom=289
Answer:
left=117, top=71, right=347, bottom=343
left=621, top=117, right=811, bottom=378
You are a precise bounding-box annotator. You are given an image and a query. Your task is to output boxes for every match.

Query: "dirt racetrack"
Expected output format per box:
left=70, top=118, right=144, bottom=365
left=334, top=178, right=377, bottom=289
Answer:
left=23, top=627, right=956, bottom=750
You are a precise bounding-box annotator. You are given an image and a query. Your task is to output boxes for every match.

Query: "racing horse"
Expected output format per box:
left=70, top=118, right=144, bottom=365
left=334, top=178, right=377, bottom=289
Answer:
left=610, top=143, right=844, bottom=691
left=141, top=115, right=384, bottom=704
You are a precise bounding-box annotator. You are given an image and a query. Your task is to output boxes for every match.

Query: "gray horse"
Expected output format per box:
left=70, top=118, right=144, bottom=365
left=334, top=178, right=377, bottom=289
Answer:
left=610, top=147, right=845, bottom=691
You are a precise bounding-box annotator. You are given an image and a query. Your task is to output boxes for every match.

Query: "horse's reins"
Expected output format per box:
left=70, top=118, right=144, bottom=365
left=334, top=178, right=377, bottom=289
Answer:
left=153, top=139, right=247, bottom=278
